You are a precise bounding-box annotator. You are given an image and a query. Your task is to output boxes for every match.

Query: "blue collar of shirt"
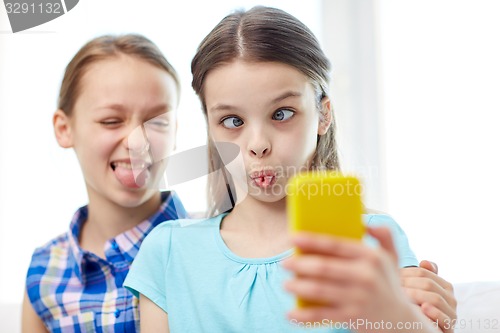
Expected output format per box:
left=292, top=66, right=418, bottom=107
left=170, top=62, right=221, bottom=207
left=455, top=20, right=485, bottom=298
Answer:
left=68, top=191, right=186, bottom=283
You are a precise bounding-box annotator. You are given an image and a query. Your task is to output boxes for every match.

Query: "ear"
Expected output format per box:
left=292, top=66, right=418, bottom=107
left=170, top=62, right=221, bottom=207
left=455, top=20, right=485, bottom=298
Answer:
left=53, top=109, right=73, bottom=148
left=317, top=97, right=333, bottom=136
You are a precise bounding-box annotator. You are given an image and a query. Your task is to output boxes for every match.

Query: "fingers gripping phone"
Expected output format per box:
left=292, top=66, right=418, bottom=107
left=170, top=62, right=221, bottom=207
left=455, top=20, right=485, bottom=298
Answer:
left=287, top=172, right=366, bottom=307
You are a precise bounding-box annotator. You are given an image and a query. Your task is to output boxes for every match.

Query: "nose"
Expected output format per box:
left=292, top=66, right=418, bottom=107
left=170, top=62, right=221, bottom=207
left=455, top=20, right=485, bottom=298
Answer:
left=248, top=129, right=271, bottom=158
left=250, top=146, right=269, bottom=158
left=125, top=124, right=150, bottom=153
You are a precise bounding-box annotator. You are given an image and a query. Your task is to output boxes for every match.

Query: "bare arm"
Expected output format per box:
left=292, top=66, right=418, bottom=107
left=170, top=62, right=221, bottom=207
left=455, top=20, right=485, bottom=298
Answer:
left=21, top=290, right=48, bottom=333
left=139, top=294, right=170, bottom=333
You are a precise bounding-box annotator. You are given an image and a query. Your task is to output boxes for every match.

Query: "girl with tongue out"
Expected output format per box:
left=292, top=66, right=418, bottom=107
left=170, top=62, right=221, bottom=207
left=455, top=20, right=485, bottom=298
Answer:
left=125, top=6, right=456, bottom=333
left=22, top=34, right=187, bottom=333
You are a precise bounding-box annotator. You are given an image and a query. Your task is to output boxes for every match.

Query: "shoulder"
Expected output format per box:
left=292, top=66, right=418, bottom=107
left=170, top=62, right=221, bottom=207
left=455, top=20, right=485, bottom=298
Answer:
left=363, top=212, right=410, bottom=241
left=30, top=231, right=71, bottom=263
left=364, top=211, right=400, bottom=229
left=26, top=232, right=72, bottom=303
left=363, top=211, right=418, bottom=267
left=30, top=205, right=86, bottom=261
left=144, top=215, right=223, bottom=247
left=155, top=214, right=222, bottom=232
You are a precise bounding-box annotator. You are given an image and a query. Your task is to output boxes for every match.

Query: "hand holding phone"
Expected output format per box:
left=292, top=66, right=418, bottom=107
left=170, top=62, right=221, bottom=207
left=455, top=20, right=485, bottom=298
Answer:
left=286, top=172, right=366, bottom=307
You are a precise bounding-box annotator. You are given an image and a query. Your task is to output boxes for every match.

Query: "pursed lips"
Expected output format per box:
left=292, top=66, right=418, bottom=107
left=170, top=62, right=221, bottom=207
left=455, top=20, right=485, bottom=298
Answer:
left=249, top=169, right=278, bottom=188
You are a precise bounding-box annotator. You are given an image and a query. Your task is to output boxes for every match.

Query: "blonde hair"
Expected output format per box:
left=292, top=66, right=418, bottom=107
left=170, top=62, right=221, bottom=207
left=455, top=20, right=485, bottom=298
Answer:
left=191, top=7, right=340, bottom=215
left=58, top=34, right=180, bottom=116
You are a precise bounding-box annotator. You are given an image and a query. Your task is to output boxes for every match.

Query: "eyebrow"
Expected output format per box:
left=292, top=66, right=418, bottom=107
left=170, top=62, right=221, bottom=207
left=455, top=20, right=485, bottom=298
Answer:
left=209, top=103, right=238, bottom=114
left=95, top=103, right=173, bottom=115
left=209, top=91, right=302, bottom=114
left=270, top=91, right=302, bottom=104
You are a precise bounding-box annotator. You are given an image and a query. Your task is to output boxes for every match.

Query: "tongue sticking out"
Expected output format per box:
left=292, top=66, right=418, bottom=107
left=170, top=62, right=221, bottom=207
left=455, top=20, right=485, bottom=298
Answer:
left=113, top=165, right=150, bottom=188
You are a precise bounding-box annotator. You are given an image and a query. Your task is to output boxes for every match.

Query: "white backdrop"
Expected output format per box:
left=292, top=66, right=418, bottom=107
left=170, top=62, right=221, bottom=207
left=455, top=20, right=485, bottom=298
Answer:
left=378, top=0, right=500, bottom=283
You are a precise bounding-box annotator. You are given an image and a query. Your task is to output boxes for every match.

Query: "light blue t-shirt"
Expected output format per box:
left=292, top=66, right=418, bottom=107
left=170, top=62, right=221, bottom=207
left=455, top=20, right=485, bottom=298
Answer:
left=124, top=213, right=417, bottom=333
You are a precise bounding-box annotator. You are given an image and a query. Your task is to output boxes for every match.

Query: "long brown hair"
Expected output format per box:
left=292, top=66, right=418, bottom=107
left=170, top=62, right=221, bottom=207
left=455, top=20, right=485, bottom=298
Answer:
left=58, top=34, right=180, bottom=116
left=191, top=6, right=340, bottom=215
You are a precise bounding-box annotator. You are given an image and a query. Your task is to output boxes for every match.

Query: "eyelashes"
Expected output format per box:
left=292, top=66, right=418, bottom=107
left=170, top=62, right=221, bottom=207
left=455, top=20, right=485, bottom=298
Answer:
left=219, top=108, right=295, bottom=129
left=98, top=115, right=171, bottom=130
left=272, top=109, right=294, bottom=121
left=220, top=116, right=244, bottom=129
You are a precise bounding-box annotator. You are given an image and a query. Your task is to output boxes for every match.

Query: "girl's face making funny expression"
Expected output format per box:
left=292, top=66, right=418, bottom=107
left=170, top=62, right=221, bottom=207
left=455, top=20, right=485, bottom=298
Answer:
left=54, top=55, right=178, bottom=208
left=205, top=60, right=331, bottom=203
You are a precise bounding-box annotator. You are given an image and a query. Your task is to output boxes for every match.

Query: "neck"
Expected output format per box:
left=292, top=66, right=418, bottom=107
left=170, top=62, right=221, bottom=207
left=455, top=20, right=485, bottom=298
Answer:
left=80, top=191, right=161, bottom=257
left=225, top=197, right=288, bottom=235
left=219, top=197, right=292, bottom=258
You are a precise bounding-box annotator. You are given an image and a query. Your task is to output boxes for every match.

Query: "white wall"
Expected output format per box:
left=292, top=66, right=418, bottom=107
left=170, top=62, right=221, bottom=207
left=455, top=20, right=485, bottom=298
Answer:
left=378, top=0, right=500, bottom=283
left=322, top=0, right=500, bottom=284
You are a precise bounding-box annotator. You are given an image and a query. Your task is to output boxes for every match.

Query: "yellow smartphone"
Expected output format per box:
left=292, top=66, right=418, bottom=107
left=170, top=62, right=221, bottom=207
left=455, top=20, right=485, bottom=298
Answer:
left=287, top=172, right=365, bottom=307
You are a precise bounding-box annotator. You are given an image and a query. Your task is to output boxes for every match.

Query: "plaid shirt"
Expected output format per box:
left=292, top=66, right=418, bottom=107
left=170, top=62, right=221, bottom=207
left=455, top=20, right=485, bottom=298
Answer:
left=26, top=192, right=187, bottom=333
